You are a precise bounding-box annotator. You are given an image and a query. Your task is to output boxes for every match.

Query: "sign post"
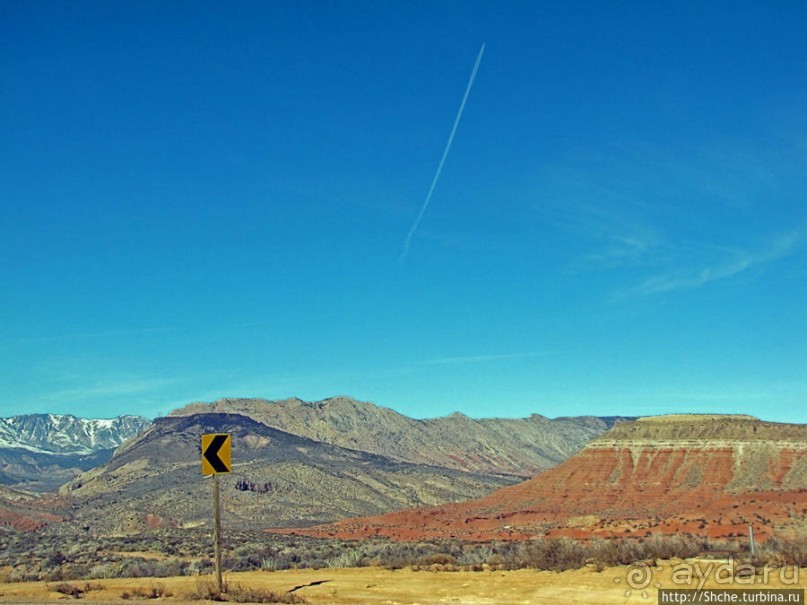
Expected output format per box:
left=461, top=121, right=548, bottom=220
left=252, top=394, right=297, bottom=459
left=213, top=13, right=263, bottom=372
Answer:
left=202, top=433, right=231, bottom=593
left=213, top=474, right=222, bottom=592
left=749, top=524, right=756, bottom=559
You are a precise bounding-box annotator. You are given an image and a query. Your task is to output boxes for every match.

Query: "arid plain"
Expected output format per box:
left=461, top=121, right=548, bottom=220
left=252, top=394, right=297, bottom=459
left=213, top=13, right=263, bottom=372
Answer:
left=1, top=562, right=804, bottom=604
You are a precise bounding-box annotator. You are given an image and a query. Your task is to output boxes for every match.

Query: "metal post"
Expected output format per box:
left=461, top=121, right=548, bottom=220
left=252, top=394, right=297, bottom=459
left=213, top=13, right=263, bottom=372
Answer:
left=214, top=474, right=223, bottom=592
left=748, top=524, right=755, bottom=559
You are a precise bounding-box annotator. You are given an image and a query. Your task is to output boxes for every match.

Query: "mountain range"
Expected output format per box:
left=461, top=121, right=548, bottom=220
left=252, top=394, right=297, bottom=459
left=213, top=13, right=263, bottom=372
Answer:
left=284, top=414, right=807, bottom=542
left=0, top=414, right=151, bottom=455
left=12, top=399, right=800, bottom=544
left=59, top=412, right=520, bottom=534
left=0, top=414, right=151, bottom=492
left=0, top=397, right=630, bottom=534
left=171, top=397, right=628, bottom=477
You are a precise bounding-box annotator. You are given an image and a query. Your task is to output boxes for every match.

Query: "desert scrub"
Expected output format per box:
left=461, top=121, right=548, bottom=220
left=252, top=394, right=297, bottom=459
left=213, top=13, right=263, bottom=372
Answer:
left=413, top=552, right=460, bottom=571
left=11, top=527, right=786, bottom=579
left=326, top=549, right=364, bottom=568
left=512, top=538, right=588, bottom=571
left=50, top=582, right=90, bottom=598
left=120, top=583, right=172, bottom=600
left=187, top=579, right=307, bottom=603
left=187, top=558, right=214, bottom=575
left=457, top=545, right=493, bottom=566
left=88, top=561, right=127, bottom=579
left=764, top=535, right=807, bottom=567
left=224, top=584, right=307, bottom=604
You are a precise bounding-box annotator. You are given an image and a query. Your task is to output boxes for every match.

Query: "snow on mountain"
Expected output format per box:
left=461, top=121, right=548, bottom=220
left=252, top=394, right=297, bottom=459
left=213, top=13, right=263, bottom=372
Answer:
left=0, top=414, right=151, bottom=455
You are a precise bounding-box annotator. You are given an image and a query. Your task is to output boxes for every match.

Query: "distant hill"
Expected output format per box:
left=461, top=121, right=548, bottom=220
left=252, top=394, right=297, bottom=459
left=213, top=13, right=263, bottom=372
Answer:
left=0, top=414, right=151, bottom=492
left=59, top=413, right=520, bottom=535
left=0, top=414, right=151, bottom=454
left=4, top=398, right=634, bottom=532
left=285, top=415, right=807, bottom=542
left=171, top=397, right=630, bottom=477
left=0, top=484, right=65, bottom=531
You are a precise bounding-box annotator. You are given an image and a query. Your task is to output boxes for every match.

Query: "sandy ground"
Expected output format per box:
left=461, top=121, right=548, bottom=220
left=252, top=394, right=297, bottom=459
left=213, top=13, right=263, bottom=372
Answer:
left=0, top=562, right=804, bottom=604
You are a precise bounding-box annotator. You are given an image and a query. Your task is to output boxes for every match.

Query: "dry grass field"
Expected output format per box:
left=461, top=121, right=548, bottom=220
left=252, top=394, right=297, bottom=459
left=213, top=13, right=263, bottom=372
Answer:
left=1, top=562, right=804, bottom=604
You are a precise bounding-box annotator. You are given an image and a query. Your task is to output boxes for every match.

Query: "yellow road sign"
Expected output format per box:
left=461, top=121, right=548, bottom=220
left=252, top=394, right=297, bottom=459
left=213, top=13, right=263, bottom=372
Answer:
left=201, top=433, right=232, bottom=474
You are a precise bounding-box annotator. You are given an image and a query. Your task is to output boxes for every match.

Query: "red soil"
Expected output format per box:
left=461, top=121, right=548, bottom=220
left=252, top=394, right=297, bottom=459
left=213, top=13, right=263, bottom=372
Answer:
left=277, top=443, right=807, bottom=542
left=143, top=513, right=178, bottom=530
left=0, top=494, right=66, bottom=532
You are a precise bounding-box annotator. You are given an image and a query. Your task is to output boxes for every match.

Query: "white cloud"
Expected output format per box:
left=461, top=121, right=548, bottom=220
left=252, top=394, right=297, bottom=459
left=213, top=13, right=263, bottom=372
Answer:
left=627, top=230, right=803, bottom=296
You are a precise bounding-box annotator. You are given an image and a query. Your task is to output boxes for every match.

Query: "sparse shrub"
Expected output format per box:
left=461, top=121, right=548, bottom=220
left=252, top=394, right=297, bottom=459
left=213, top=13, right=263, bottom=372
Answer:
left=224, top=583, right=307, bottom=603
left=120, top=583, right=172, bottom=600
left=45, top=551, right=67, bottom=569
left=588, top=560, right=606, bottom=572
left=419, top=553, right=456, bottom=566
left=187, top=579, right=306, bottom=603
left=375, top=543, right=422, bottom=569
left=52, top=582, right=84, bottom=598
left=188, top=557, right=214, bottom=575
left=643, top=534, right=700, bottom=560
left=458, top=545, right=493, bottom=567
left=43, top=568, right=65, bottom=582
left=414, top=552, right=461, bottom=570
left=188, top=579, right=227, bottom=602
left=229, top=552, right=263, bottom=572
left=524, top=538, right=587, bottom=571
left=62, top=563, right=91, bottom=581
left=763, top=536, right=807, bottom=567
left=587, top=538, right=619, bottom=565
left=89, top=562, right=125, bottom=579
left=327, top=549, right=364, bottom=568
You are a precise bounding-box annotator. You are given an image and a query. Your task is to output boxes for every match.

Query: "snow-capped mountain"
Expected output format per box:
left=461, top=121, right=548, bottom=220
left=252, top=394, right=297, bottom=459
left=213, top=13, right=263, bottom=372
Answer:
left=0, top=414, right=151, bottom=455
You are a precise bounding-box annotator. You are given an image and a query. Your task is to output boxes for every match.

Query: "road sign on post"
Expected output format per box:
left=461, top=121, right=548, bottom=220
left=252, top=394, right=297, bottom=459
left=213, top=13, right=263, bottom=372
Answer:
left=202, top=433, right=231, bottom=594
left=202, top=433, right=232, bottom=475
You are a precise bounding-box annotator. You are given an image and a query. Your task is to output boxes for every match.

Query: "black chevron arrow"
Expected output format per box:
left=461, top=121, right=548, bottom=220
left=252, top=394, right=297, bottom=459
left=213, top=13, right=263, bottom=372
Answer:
left=203, top=434, right=230, bottom=473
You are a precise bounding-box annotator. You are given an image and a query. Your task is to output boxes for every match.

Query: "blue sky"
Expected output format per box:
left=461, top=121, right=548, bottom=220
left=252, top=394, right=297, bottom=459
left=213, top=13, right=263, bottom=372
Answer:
left=1, top=1, right=805, bottom=422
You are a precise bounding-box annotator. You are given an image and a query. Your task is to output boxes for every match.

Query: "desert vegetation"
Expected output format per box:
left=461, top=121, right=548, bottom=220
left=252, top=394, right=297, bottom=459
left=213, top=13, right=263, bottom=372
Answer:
left=187, top=579, right=307, bottom=603
left=1, top=526, right=804, bottom=586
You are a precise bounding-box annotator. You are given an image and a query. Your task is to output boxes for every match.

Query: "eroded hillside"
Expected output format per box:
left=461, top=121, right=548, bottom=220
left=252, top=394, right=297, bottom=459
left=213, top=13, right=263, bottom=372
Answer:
left=282, top=415, right=807, bottom=542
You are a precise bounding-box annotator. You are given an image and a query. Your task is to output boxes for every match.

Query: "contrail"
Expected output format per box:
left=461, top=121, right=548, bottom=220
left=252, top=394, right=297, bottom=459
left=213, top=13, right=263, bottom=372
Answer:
left=400, top=43, right=485, bottom=264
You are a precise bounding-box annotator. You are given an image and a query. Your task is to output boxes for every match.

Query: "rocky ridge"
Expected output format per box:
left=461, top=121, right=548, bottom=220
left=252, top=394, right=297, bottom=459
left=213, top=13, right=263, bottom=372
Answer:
left=0, top=414, right=151, bottom=492
left=58, top=412, right=520, bottom=535
left=281, top=415, right=807, bottom=542
left=171, top=396, right=629, bottom=477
